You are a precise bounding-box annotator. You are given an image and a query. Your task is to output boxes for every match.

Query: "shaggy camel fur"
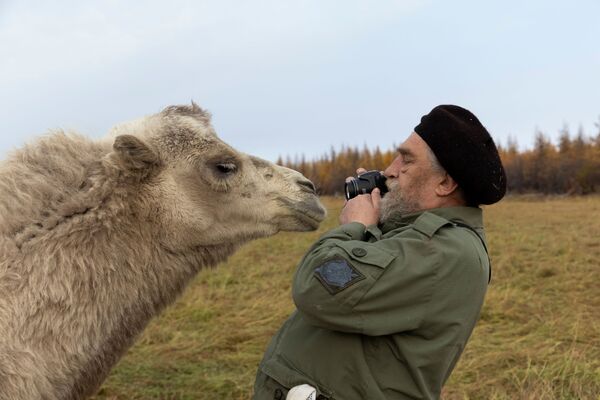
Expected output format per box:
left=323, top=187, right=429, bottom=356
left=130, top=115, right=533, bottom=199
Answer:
left=0, top=103, right=326, bottom=400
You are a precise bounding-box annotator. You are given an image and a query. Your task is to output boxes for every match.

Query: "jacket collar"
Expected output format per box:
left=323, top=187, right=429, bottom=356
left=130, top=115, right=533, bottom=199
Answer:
left=379, top=206, right=483, bottom=234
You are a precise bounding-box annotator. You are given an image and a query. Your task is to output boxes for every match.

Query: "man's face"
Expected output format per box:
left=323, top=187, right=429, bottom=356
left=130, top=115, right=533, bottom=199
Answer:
left=380, top=132, right=441, bottom=221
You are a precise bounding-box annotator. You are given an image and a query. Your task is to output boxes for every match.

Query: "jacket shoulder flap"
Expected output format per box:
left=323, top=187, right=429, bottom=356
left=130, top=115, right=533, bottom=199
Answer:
left=411, top=212, right=452, bottom=238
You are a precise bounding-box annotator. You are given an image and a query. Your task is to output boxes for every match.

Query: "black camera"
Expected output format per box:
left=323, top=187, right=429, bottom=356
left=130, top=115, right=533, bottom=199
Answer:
left=344, top=170, right=388, bottom=200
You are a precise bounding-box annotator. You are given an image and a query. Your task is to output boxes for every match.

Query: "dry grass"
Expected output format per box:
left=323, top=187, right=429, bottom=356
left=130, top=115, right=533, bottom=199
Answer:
left=93, top=196, right=600, bottom=400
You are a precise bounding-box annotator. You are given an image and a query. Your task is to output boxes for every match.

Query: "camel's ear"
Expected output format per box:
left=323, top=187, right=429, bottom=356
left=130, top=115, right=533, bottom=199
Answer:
left=112, top=135, right=160, bottom=174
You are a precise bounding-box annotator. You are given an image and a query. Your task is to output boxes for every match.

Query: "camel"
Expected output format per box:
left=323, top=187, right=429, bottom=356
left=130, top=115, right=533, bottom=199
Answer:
left=0, top=103, right=326, bottom=400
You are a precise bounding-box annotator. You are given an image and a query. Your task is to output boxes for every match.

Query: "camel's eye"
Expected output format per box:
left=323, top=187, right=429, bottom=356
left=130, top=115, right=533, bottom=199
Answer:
left=215, top=162, right=237, bottom=175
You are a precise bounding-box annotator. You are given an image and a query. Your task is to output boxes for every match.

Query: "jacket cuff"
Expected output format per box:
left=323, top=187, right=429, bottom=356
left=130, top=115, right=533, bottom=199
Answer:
left=365, top=224, right=383, bottom=240
left=337, top=222, right=367, bottom=240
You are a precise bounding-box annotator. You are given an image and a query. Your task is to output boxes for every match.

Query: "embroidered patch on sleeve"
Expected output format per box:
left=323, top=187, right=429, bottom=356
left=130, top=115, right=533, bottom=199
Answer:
left=314, top=258, right=365, bottom=294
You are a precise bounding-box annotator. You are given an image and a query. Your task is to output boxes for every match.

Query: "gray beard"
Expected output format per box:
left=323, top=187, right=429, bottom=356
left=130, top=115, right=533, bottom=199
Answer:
left=379, top=186, right=421, bottom=223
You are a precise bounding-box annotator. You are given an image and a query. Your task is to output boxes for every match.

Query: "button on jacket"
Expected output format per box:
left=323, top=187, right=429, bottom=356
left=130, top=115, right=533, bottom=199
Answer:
left=254, top=207, right=490, bottom=400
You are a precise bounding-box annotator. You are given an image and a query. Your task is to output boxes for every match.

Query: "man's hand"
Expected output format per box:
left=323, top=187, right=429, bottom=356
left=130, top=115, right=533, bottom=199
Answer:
left=340, top=168, right=381, bottom=226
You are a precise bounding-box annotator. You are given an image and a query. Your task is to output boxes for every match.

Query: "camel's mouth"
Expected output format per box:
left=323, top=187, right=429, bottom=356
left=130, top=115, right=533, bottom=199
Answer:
left=294, top=206, right=326, bottom=230
left=277, top=197, right=327, bottom=231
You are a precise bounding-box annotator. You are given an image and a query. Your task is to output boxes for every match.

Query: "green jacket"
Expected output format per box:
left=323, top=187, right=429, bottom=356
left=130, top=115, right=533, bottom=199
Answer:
left=254, top=207, right=490, bottom=400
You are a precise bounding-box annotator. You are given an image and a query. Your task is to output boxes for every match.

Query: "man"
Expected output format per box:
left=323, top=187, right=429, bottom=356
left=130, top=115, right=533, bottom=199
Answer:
left=253, top=105, right=506, bottom=400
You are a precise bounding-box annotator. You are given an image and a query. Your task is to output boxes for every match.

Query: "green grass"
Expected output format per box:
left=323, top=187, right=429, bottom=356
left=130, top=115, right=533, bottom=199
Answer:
left=93, top=196, right=600, bottom=400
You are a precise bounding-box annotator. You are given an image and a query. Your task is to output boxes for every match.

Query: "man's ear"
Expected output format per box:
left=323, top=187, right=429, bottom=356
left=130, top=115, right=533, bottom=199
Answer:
left=112, top=135, right=161, bottom=177
left=435, top=172, right=459, bottom=197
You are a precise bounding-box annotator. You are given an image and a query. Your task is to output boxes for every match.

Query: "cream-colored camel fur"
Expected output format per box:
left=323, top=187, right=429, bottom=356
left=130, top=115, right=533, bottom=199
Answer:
left=0, top=103, right=326, bottom=400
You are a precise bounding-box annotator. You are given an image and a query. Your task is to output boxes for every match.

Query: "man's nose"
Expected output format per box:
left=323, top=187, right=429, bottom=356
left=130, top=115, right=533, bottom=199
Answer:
left=383, top=165, right=396, bottom=178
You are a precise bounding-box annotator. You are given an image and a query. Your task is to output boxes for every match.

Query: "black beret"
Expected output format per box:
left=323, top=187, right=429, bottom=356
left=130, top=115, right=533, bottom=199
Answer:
left=414, top=105, right=506, bottom=205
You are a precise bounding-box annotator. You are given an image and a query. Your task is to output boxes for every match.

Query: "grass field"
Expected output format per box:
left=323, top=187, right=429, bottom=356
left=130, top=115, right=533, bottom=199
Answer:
left=93, top=196, right=600, bottom=400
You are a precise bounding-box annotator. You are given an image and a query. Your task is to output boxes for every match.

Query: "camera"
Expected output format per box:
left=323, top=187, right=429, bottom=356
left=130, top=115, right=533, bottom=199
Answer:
left=344, top=170, right=388, bottom=200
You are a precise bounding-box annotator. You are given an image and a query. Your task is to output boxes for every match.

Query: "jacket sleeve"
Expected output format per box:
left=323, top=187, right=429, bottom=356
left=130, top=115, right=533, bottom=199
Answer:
left=291, top=222, right=442, bottom=336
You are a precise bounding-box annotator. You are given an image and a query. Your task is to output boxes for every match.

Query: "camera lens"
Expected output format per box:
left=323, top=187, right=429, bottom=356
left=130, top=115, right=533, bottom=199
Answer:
left=345, top=180, right=359, bottom=200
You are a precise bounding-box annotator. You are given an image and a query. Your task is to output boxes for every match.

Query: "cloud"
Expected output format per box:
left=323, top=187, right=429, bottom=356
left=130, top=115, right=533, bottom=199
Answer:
left=2, top=0, right=597, bottom=162
left=0, top=0, right=429, bottom=159
left=0, top=0, right=426, bottom=85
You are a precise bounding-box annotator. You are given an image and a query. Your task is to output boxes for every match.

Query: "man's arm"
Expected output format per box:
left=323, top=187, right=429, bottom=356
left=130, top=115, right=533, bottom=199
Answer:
left=291, top=221, right=441, bottom=336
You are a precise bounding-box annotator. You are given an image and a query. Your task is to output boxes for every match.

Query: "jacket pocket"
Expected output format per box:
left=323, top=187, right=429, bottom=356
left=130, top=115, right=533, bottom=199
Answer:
left=260, top=356, right=334, bottom=399
left=334, top=242, right=395, bottom=275
left=253, top=370, right=289, bottom=400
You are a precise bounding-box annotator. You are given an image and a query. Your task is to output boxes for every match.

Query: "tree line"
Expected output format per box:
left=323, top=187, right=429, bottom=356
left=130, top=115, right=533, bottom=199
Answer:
left=278, top=122, right=600, bottom=196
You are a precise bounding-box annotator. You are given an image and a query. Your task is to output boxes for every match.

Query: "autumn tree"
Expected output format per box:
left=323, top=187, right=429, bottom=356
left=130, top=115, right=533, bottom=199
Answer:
left=278, top=122, right=600, bottom=196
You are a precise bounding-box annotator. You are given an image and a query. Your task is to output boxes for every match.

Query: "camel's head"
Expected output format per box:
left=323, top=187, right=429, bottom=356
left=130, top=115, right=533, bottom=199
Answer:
left=104, top=103, right=326, bottom=250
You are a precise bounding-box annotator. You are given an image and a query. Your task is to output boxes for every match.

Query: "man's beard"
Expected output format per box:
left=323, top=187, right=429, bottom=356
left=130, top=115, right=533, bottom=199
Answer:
left=379, top=180, right=421, bottom=223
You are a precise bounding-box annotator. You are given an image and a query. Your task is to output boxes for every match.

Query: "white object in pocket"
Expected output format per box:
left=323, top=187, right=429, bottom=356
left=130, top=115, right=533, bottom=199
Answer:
left=286, top=384, right=317, bottom=400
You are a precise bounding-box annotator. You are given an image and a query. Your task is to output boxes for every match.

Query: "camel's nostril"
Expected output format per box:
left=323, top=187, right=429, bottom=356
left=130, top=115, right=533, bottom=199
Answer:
left=297, top=179, right=316, bottom=194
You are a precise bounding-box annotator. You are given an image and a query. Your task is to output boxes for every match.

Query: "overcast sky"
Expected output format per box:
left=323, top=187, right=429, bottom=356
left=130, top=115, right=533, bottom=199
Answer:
left=1, top=0, right=599, bottom=162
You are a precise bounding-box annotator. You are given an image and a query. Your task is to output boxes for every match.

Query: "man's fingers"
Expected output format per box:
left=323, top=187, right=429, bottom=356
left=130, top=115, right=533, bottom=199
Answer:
left=356, top=167, right=367, bottom=175
left=371, top=188, right=381, bottom=211
left=345, top=176, right=354, bottom=183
